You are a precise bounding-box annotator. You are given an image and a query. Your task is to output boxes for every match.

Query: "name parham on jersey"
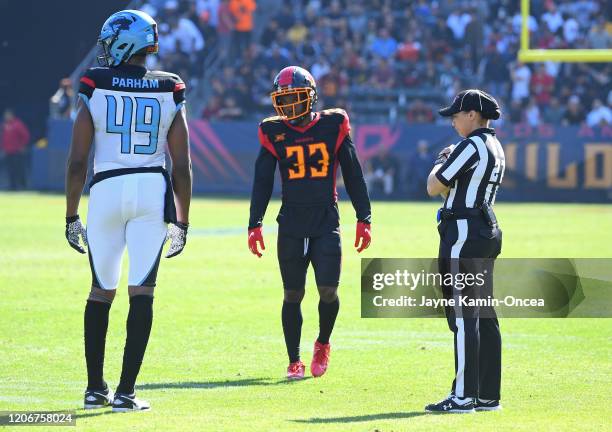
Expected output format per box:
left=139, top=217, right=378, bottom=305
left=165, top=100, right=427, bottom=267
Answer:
left=111, top=77, right=160, bottom=89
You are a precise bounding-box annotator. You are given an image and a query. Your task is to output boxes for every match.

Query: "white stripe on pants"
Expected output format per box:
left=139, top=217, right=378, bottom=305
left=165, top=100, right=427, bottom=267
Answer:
left=451, top=219, right=468, bottom=397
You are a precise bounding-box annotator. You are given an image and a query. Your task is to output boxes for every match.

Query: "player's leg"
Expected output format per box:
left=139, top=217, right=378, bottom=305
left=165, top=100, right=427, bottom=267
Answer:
left=477, top=313, right=501, bottom=410
left=457, top=226, right=503, bottom=409
left=476, top=235, right=502, bottom=410
left=310, top=229, right=341, bottom=377
left=83, top=180, right=126, bottom=409
left=83, top=287, right=116, bottom=409
left=316, top=285, right=339, bottom=344
left=278, top=233, right=309, bottom=379
left=113, top=173, right=166, bottom=412
left=438, top=224, right=459, bottom=393
left=440, top=253, right=460, bottom=396
left=426, top=221, right=475, bottom=413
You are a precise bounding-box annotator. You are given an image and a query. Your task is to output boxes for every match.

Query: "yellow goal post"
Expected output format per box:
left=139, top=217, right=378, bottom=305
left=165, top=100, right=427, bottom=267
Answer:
left=518, top=0, right=612, bottom=62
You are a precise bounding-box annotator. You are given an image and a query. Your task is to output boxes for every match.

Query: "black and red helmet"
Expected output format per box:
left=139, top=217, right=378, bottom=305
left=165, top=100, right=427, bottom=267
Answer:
left=271, top=66, right=318, bottom=121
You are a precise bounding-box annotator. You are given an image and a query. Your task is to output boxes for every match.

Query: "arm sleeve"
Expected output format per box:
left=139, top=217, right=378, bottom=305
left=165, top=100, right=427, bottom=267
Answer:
left=337, top=135, right=372, bottom=223
left=248, top=142, right=278, bottom=229
left=434, top=139, right=479, bottom=186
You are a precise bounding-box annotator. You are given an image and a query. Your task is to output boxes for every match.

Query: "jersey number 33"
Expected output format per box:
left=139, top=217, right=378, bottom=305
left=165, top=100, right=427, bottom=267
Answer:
left=286, top=142, right=330, bottom=179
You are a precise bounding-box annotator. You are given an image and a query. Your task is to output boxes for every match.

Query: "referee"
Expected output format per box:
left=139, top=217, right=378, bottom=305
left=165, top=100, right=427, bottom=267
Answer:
left=425, top=89, right=505, bottom=413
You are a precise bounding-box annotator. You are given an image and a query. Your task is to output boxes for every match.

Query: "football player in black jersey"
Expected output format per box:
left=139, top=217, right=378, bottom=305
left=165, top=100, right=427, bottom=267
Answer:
left=248, top=66, right=372, bottom=379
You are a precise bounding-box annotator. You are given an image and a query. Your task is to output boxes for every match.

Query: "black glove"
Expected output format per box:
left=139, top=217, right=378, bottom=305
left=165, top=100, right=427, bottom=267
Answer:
left=65, top=215, right=88, bottom=254
left=434, top=145, right=456, bottom=165
left=165, top=222, right=189, bottom=258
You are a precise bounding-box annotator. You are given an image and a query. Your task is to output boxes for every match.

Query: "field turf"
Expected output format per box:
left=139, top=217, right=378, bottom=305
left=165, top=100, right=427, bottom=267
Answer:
left=0, top=193, right=610, bottom=431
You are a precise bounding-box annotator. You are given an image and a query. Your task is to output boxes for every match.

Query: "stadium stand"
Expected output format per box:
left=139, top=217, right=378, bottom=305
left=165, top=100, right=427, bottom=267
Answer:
left=191, top=0, right=611, bottom=125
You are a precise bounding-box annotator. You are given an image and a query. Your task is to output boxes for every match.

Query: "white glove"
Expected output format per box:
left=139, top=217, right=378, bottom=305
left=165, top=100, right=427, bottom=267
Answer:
left=165, top=222, right=188, bottom=258
left=65, top=215, right=88, bottom=254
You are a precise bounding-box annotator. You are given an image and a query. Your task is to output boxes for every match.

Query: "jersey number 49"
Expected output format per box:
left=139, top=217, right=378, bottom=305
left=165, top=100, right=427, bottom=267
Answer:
left=105, top=95, right=161, bottom=155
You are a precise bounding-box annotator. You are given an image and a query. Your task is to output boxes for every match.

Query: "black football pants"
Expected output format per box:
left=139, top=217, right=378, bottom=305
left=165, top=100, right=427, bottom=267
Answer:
left=277, top=229, right=342, bottom=291
left=438, top=215, right=502, bottom=400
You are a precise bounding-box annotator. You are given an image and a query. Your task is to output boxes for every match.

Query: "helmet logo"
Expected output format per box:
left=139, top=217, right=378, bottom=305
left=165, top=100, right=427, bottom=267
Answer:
left=110, top=16, right=133, bottom=32
left=303, top=72, right=315, bottom=86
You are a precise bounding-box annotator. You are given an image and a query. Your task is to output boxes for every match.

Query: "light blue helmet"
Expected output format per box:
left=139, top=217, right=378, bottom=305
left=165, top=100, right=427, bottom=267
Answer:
left=97, top=9, right=158, bottom=67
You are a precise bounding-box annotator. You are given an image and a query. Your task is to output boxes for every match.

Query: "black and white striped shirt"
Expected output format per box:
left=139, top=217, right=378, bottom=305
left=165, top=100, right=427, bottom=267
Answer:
left=435, top=128, right=505, bottom=210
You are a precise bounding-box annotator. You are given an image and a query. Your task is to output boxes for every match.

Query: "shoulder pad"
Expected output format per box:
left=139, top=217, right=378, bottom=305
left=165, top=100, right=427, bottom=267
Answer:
left=320, top=108, right=348, bottom=120
left=146, top=71, right=185, bottom=94
left=148, top=70, right=184, bottom=83
left=80, top=67, right=108, bottom=85
left=79, top=68, right=108, bottom=96
left=259, top=116, right=284, bottom=133
left=84, top=67, right=109, bottom=75
left=261, top=115, right=283, bottom=124
left=320, top=108, right=351, bottom=133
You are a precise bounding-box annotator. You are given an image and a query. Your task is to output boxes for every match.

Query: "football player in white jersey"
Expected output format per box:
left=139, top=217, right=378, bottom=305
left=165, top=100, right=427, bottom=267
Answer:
left=64, top=9, right=192, bottom=412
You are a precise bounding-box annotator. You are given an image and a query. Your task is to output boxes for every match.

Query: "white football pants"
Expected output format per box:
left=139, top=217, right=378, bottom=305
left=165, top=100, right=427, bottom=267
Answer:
left=86, top=173, right=167, bottom=290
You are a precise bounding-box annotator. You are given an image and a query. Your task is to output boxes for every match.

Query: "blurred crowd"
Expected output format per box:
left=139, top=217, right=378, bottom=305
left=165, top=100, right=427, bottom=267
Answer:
left=47, top=0, right=612, bottom=128
left=200, top=0, right=612, bottom=127
left=137, top=0, right=257, bottom=89
left=40, top=0, right=612, bottom=198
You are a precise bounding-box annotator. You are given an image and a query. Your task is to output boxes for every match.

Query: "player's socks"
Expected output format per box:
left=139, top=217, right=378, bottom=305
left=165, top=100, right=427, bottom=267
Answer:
left=116, top=295, right=153, bottom=395
left=84, top=300, right=111, bottom=391
left=317, top=298, right=339, bottom=345
left=282, top=301, right=303, bottom=363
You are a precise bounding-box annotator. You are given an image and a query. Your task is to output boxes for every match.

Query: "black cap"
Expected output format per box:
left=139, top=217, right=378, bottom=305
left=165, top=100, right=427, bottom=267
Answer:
left=438, top=89, right=501, bottom=120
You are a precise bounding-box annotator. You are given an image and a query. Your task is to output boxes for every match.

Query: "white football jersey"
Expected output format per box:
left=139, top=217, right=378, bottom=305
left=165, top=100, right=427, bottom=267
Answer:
left=78, top=64, right=186, bottom=173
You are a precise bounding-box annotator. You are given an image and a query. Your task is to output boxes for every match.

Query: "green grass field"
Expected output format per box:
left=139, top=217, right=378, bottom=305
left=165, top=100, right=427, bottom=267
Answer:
left=0, top=193, right=611, bottom=431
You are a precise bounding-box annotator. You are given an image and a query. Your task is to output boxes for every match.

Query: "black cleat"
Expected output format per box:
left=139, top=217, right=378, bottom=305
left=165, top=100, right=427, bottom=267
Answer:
left=112, top=393, right=150, bottom=413
left=425, top=395, right=475, bottom=413
left=475, top=398, right=502, bottom=411
left=84, top=387, right=113, bottom=409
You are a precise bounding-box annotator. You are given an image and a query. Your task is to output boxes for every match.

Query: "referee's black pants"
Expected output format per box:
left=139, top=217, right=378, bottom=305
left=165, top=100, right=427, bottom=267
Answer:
left=438, top=215, right=502, bottom=400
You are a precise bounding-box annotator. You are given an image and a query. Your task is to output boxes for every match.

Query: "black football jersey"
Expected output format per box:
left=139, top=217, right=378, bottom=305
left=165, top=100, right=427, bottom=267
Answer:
left=249, top=109, right=371, bottom=237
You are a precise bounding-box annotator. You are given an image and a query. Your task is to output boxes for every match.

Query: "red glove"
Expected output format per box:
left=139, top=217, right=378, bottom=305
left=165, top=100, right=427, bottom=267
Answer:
left=248, top=227, right=265, bottom=257
left=354, top=221, right=371, bottom=253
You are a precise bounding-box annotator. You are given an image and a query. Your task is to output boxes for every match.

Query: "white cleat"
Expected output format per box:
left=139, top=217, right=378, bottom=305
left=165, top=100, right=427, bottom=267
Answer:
left=112, top=393, right=151, bottom=412
left=84, top=388, right=114, bottom=409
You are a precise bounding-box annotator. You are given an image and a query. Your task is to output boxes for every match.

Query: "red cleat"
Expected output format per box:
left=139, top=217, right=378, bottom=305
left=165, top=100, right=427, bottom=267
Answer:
left=310, top=341, right=331, bottom=377
left=286, top=361, right=305, bottom=380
